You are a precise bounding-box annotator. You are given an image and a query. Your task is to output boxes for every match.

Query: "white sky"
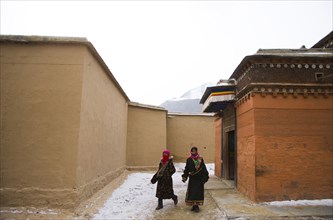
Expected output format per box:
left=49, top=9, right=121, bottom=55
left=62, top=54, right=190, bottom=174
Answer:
left=1, top=1, right=332, bottom=106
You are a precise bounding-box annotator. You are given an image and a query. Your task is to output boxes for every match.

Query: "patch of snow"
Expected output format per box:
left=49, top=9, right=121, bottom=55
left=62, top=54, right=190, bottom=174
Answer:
left=0, top=208, right=23, bottom=214
left=0, top=208, right=58, bottom=215
left=206, top=163, right=215, bottom=176
left=26, top=208, right=58, bottom=215
left=261, top=199, right=333, bottom=207
left=168, top=82, right=216, bottom=101
left=169, top=97, right=193, bottom=101
left=38, top=210, right=58, bottom=215
left=180, top=82, right=216, bottom=100
left=160, top=82, right=217, bottom=112
left=93, top=172, right=157, bottom=219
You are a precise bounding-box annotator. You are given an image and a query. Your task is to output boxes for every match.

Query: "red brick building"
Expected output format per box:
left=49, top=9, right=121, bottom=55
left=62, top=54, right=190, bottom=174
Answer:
left=201, top=31, right=333, bottom=202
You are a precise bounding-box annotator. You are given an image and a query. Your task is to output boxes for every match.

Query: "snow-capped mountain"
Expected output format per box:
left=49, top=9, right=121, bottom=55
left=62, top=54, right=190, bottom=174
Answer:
left=160, top=82, right=216, bottom=113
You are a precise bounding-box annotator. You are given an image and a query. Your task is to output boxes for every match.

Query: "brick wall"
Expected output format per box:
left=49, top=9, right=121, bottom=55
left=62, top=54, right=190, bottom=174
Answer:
left=254, top=94, right=333, bottom=202
left=237, top=98, right=256, bottom=201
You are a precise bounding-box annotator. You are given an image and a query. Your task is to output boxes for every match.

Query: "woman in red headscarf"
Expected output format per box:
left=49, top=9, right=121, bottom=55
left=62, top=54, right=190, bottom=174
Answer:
left=151, top=149, right=178, bottom=210
left=182, top=146, right=209, bottom=212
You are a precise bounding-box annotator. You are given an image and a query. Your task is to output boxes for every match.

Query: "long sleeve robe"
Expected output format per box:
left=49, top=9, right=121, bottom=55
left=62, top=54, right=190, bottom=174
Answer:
left=182, top=157, right=209, bottom=206
left=153, top=160, right=176, bottom=199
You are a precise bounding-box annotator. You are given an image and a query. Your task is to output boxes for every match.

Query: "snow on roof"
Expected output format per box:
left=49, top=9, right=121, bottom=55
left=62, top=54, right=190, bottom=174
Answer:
left=167, top=112, right=215, bottom=116
left=129, top=101, right=167, bottom=111
left=255, top=48, right=333, bottom=57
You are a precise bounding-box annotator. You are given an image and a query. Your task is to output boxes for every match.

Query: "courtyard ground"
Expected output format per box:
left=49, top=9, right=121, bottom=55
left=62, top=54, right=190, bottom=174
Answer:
left=1, top=163, right=332, bottom=219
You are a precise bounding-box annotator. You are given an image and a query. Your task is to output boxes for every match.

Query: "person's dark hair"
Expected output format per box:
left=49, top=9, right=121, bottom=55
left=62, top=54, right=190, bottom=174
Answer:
left=191, top=146, right=198, bottom=152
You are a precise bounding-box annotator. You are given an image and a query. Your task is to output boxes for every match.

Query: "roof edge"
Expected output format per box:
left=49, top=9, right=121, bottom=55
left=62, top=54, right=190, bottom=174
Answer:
left=128, top=101, right=167, bottom=112
left=168, top=112, right=215, bottom=116
left=0, top=35, right=88, bottom=43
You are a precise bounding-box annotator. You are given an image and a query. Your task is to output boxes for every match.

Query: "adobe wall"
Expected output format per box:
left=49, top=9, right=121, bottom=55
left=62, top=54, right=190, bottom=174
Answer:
left=214, top=118, right=222, bottom=177
left=75, top=48, right=128, bottom=204
left=253, top=93, right=333, bottom=202
left=0, top=43, right=83, bottom=208
left=236, top=98, right=256, bottom=201
left=126, top=103, right=167, bottom=168
left=167, top=114, right=216, bottom=163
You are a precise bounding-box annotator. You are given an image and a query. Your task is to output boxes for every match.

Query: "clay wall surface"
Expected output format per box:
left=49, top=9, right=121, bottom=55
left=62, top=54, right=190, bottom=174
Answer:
left=75, top=48, right=128, bottom=203
left=167, top=114, right=215, bottom=163
left=214, top=118, right=222, bottom=177
left=236, top=98, right=256, bottom=201
left=0, top=41, right=130, bottom=209
left=126, top=103, right=167, bottom=167
left=253, top=94, right=333, bottom=202
left=0, top=43, right=84, bottom=208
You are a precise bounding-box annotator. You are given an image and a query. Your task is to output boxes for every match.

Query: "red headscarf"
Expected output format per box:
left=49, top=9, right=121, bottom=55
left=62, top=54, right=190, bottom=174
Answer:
left=161, top=149, right=170, bottom=165
left=190, top=146, right=199, bottom=160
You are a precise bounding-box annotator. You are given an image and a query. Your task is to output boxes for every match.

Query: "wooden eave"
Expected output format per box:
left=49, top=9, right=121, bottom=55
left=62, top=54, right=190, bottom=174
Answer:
left=312, top=31, right=333, bottom=48
left=229, top=50, right=333, bottom=81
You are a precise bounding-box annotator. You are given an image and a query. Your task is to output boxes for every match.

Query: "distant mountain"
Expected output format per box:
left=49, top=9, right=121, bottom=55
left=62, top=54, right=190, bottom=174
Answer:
left=160, top=82, right=216, bottom=113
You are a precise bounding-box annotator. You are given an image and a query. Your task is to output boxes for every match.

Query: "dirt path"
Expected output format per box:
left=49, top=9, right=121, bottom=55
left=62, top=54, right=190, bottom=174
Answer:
left=0, top=170, right=130, bottom=220
left=2, top=169, right=332, bottom=219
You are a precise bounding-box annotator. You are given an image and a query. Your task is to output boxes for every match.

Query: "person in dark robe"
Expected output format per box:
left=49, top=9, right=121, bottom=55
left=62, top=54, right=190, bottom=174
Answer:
left=182, top=146, right=209, bottom=212
left=151, top=149, right=178, bottom=210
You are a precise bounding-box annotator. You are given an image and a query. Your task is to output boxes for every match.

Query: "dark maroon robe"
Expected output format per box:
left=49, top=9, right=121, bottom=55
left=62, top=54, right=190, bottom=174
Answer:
left=182, top=157, right=209, bottom=206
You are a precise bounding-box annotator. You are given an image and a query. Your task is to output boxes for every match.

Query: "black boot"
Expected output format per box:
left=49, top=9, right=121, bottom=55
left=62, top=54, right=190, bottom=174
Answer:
left=194, top=205, right=200, bottom=212
left=156, top=198, right=163, bottom=210
left=172, top=195, right=178, bottom=205
left=191, top=205, right=199, bottom=212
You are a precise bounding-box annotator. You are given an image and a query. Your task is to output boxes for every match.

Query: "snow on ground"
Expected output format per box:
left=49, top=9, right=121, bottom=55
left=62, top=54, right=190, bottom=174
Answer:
left=0, top=207, right=59, bottom=215
left=93, top=163, right=332, bottom=219
left=93, top=163, right=214, bottom=219
left=261, top=199, right=333, bottom=207
left=92, top=172, right=156, bottom=219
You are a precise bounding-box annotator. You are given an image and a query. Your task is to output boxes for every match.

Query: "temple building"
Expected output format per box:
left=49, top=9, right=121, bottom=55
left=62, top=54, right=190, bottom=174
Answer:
left=200, top=31, right=333, bottom=202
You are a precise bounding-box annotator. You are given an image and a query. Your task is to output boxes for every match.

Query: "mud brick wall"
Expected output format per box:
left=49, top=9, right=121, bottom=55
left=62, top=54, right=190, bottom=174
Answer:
left=0, top=39, right=128, bottom=209
left=237, top=93, right=333, bottom=202
left=254, top=94, right=333, bottom=202
left=127, top=103, right=167, bottom=167
left=215, top=118, right=222, bottom=177
left=237, top=98, right=256, bottom=201
left=167, top=114, right=215, bottom=163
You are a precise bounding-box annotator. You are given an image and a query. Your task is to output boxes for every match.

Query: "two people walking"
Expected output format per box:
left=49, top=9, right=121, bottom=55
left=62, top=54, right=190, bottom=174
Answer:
left=151, top=147, right=209, bottom=212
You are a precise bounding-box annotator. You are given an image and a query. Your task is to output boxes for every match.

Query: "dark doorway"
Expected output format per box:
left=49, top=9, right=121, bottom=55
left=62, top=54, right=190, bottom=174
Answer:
left=227, top=130, right=235, bottom=180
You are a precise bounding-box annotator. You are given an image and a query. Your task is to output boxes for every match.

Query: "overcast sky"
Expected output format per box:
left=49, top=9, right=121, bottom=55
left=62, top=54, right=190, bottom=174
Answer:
left=1, top=1, right=332, bottom=106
